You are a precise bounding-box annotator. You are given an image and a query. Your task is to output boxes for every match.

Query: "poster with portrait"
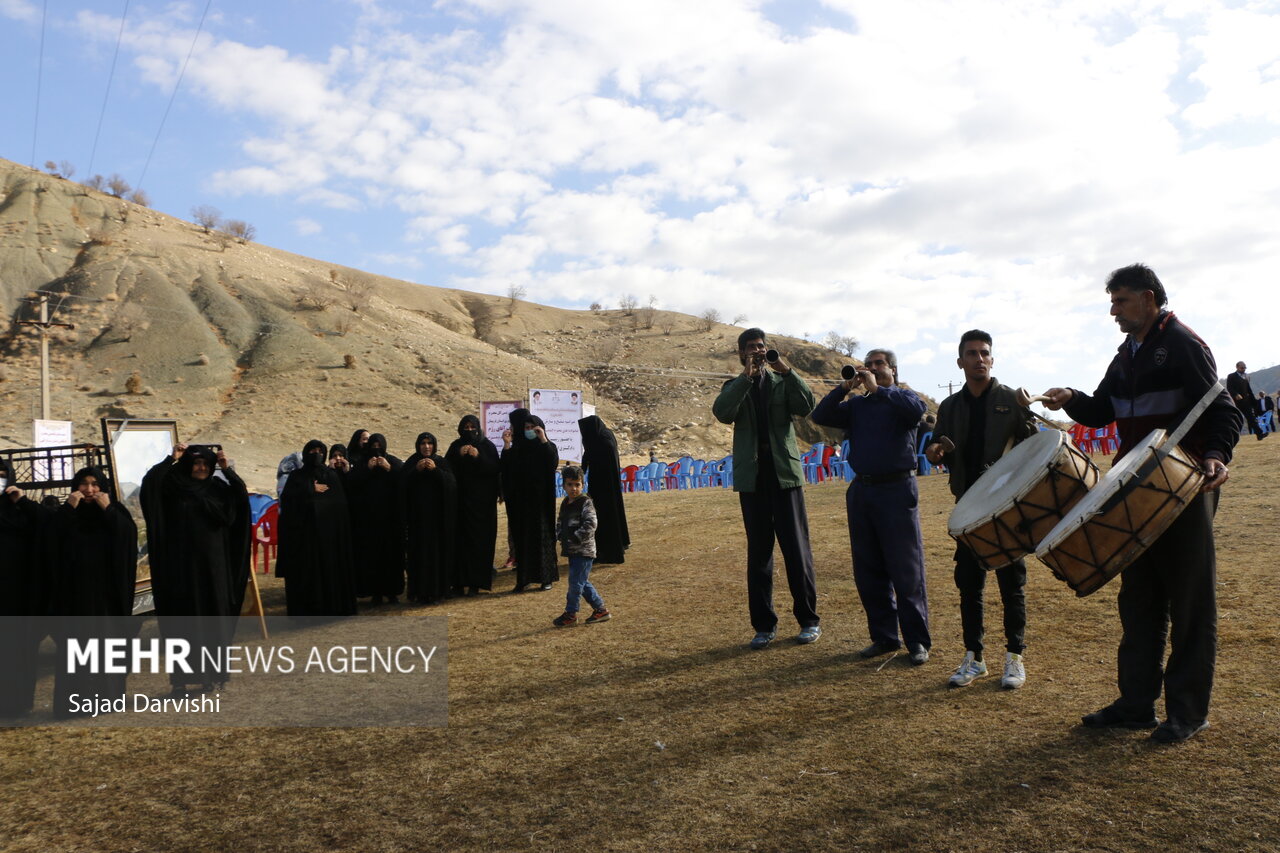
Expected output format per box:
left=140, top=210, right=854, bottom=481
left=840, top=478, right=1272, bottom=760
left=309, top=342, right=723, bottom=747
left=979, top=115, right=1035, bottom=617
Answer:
left=529, top=388, right=584, bottom=462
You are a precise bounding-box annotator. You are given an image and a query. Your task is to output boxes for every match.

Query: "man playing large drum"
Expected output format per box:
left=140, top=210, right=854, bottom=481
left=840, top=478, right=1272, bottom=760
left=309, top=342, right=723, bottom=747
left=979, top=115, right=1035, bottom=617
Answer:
left=1042, top=263, right=1241, bottom=744
left=925, top=331, right=1037, bottom=690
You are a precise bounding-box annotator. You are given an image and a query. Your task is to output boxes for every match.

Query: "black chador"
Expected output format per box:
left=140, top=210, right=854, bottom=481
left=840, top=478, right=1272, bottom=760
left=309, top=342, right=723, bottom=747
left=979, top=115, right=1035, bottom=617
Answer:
left=140, top=446, right=250, bottom=689
left=501, top=409, right=559, bottom=591
left=0, top=463, right=54, bottom=718
left=51, top=467, right=138, bottom=717
left=345, top=428, right=371, bottom=469
left=402, top=432, right=458, bottom=604
left=444, top=415, right=501, bottom=593
left=345, top=433, right=405, bottom=602
left=279, top=440, right=357, bottom=618
left=578, top=415, right=630, bottom=564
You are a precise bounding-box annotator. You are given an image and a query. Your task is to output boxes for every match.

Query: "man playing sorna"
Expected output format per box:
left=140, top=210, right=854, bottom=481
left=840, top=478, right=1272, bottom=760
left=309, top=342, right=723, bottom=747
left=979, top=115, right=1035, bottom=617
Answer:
left=713, top=328, right=821, bottom=650
left=926, top=331, right=1037, bottom=689
left=1043, top=263, right=1241, bottom=744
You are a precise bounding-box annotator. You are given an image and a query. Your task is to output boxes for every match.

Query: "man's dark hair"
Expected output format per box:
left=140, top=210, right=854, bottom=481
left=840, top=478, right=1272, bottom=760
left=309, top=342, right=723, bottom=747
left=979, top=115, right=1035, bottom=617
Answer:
left=737, top=327, right=766, bottom=350
left=1106, top=263, right=1167, bottom=307
left=958, top=329, right=992, bottom=358
left=561, top=465, right=584, bottom=482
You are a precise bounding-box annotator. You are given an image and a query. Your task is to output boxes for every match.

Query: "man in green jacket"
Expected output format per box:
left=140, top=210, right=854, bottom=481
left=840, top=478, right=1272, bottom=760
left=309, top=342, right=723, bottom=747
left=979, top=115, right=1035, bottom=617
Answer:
left=713, top=328, right=821, bottom=649
left=925, top=330, right=1037, bottom=690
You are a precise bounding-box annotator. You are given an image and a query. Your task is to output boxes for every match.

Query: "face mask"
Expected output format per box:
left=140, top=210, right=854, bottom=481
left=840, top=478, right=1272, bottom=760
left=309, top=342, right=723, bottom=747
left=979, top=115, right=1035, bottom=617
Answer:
left=523, top=429, right=536, bottom=441
left=0, top=477, right=8, bottom=490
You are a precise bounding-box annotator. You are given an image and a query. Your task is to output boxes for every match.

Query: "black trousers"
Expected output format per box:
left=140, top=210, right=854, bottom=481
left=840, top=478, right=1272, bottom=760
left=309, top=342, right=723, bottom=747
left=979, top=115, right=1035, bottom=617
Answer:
left=739, top=465, right=819, bottom=633
left=954, top=545, right=1026, bottom=657
left=1113, top=490, right=1218, bottom=725
left=1238, top=403, right=1264, bottom=438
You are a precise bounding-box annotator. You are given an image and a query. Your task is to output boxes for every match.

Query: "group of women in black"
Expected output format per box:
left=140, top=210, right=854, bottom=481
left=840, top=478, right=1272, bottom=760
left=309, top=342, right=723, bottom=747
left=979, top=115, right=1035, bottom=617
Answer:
left=278, top=409, right=631, bottom=615
left=0, top=444, right=252, bottom=717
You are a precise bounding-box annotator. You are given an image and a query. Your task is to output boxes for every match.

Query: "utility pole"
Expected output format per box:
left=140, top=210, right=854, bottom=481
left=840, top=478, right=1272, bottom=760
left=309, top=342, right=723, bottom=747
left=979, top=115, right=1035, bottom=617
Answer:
left=938, top=381, right=956, bottom=398
left=17, top=294, right=74, bottom=420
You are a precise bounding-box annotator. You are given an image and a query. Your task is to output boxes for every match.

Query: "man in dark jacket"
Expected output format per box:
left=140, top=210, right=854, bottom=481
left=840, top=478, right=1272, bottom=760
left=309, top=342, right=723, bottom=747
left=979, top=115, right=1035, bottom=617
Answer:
left=1226, top=362, right=1265, bottom=441
left=1043, top=263, right=1241, bottom=744
left=713, top=328, right=820, bottom=650
left=925, top=331, right=1037, bottom=689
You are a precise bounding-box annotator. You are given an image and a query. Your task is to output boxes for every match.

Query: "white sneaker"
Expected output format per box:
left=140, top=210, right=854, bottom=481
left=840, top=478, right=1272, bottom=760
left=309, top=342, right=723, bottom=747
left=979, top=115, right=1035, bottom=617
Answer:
left=1001, top=652, right=1026, bottom=689
left=947, top=651, right=988, bottom=688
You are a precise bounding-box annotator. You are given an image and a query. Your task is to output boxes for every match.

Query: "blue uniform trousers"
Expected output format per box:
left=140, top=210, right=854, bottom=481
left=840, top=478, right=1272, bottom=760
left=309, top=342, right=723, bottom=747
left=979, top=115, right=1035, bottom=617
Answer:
left=847, top=477, right=930, bottom=648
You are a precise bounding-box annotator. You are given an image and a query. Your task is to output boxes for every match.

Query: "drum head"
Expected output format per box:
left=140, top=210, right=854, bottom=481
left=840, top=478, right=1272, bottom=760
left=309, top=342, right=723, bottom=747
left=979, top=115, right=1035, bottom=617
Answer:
left=949, top=430, right=1067, bottom=535
left=1035, top=429, right=1166, bottom=555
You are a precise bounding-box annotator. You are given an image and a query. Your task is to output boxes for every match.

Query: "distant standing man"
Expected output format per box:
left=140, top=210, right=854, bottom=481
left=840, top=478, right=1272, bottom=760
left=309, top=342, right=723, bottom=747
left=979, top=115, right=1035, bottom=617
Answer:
left=1227, top=362, right=1266, bottom=441
left=925, top=331, right=1036, bottom=689
left=1260, top=392, right=1276, bottom=434
left=1042, top=263, right=1241, bottom=744
left=713, top=328, right=821, bottom=650
left=812, top=348, right=931, bottom=665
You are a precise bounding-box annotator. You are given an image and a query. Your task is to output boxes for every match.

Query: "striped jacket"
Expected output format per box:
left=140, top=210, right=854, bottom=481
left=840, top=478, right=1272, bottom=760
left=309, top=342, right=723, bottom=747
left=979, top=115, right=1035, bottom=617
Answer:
left=1064, top=311, right=1242, bottom=464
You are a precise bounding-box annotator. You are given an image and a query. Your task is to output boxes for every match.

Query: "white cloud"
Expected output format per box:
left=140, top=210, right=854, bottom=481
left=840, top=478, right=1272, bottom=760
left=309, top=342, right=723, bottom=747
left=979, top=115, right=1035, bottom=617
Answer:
left=74, top=0, right=1280, bottom=394
left=293, top=218, right=323, bottom=236
left=0, top=0, right=38, bottom=23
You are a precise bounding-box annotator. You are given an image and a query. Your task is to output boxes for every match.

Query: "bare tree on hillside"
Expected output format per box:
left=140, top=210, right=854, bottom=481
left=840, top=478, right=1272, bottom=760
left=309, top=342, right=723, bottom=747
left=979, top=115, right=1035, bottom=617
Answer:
left=296, top=279, right=334, bottom=311
left=697, top=308, right=721, bottom=332
left=731, top=313, right=747, bottom=325
left=127, top=188, right=151, bottom=207
left=589, top=301, right=603, bottom=312
left=346, top=276, right=374, bottom=313
left=823, top=331, right=860, bottom=357
left=222, top=220, right=257, bottom=243
left=83, top=175, right=106, bottom=192
left=619, top=294, right=638, bottom=315
left=191, top=205, right=222, bottom=233
left=507, top=283, right=526, bottom=317
left=44, top=160, right=76, bottom=179
left=106, top=174, right=131, bottom=198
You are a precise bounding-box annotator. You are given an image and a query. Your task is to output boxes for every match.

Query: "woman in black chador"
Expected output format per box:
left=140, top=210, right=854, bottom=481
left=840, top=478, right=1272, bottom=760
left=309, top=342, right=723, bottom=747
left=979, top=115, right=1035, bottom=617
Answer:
left=578, top=415, right=630, bottom=564
left=51, top=466, right=138, bottom=717
left=141, top=444, right=250, bottom=692
left=445, top=415, right=501, bottom=594
left=0, top=460, right=54, bottom=718
left=279, top=440, right=357, bottom=618
left=500, top=409, right=559, bottom=592
left=402, top=432, right=457, bottom=604
left=345, top=433, right=405, bottom=603
left=345, top=428, right=371, bottom=469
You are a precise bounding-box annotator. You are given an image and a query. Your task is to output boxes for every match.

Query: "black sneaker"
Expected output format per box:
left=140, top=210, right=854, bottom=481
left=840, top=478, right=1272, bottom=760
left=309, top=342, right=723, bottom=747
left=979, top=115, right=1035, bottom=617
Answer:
left=1081, top=704, right=1159, bottom=730
left=552, top=612, right=577, bottom=627
left=858, top=640, right=901, bottom=658
left=585, top=609, right=611, bottom=624
left=1150, top=719, right=1209, bottom=743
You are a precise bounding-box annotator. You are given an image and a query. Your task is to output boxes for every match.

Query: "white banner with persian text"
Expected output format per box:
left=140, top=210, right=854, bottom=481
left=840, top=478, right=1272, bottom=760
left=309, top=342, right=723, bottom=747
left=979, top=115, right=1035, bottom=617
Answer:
left=529, top=389, right=583, bottom=463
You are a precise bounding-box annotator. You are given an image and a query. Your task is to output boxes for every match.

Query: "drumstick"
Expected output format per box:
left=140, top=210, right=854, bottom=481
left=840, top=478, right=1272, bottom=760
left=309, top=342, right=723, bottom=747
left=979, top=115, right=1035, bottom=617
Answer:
left=1014, top=387, right=1066, bottom=431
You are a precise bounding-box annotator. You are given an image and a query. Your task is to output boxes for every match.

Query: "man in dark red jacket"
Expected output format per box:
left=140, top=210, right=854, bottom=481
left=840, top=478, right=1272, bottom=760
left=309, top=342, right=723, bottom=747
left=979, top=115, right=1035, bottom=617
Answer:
left=1043, top=263, right=1242, bottom=744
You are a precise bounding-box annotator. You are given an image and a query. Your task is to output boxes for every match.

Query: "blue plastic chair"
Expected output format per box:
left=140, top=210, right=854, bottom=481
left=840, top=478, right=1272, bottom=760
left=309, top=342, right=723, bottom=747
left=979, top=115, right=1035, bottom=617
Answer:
left=248, top=493, right=276, bottom=525
left=637, top=460, right=666, bottom=493
left=673, top=456, right=695, bottom=489
left=721, top=455, right=734, bottom=488
left=554, top=469, right=565, bottom=498
left=916, top=431, right=935, bottom=475
left=691, top=459, right=709, bottom=488
left=802, top=442, right=826, bottom=484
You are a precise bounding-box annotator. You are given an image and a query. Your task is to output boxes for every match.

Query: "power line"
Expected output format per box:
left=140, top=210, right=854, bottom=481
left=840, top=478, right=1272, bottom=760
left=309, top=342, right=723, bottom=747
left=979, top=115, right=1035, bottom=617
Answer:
left=135, top=0, right=213, bottom=191
left=29, top=0, right=49, bottom=168
left=88, top=0, right=132, bottom=178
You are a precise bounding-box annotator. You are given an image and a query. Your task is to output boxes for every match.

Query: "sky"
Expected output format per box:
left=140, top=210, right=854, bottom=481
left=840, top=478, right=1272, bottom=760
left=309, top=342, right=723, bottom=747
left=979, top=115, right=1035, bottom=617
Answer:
left=3, top=0, right=1278, bottom=406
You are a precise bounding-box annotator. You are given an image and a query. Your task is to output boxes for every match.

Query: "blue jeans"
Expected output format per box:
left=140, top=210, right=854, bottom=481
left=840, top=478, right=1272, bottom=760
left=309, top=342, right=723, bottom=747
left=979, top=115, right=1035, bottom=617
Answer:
left=565, top=556, right=605, bottom=614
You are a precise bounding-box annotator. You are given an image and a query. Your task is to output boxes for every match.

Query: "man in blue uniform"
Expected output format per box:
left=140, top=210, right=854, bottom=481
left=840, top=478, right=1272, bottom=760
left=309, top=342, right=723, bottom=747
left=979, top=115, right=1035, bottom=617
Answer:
left=813, top=348, right=930, bottom=665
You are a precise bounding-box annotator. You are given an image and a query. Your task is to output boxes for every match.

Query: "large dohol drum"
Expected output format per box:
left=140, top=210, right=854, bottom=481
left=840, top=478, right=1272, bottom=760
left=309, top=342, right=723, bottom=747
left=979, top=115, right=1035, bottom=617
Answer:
left=948, top=429, right=1099, bottom=571
left=1035, top=429, right=1204, bottom=597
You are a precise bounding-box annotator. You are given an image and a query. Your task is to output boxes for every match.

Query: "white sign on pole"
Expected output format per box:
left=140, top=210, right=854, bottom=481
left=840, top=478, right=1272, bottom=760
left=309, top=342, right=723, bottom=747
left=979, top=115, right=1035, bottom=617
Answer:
left=529, top=388, right=584, bottom=462
left=33, top=419, right=74, bottom=480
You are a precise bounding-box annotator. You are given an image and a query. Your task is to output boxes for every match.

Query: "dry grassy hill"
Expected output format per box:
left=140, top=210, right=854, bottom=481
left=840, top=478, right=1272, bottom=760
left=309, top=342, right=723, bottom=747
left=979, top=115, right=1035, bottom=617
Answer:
left=0, top=158, right=917, bottom=491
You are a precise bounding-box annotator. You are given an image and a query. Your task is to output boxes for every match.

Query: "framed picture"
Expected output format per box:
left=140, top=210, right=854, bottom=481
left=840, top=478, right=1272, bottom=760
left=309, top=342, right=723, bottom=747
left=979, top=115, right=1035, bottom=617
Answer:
left=101, top=418, right=180, bottom=614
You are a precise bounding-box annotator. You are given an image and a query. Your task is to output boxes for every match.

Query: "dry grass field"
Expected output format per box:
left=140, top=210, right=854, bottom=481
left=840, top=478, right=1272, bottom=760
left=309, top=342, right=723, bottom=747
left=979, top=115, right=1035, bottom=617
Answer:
left=2, top=440, right=1278, bottom=852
